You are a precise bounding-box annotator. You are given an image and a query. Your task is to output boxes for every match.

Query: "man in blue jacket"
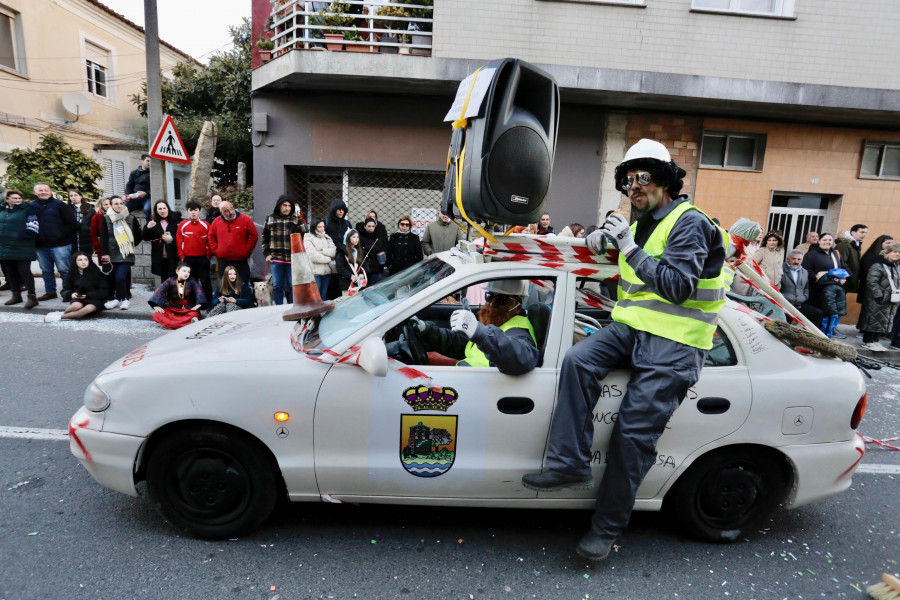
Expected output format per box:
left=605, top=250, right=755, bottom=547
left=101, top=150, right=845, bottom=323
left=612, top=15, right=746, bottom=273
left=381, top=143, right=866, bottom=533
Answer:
left=32, top=182, right=76, bottom=300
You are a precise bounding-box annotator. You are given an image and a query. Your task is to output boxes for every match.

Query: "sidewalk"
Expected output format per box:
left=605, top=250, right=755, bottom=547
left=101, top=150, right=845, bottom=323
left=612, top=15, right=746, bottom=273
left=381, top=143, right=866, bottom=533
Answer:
left=0, top=275, right=156, bottom=321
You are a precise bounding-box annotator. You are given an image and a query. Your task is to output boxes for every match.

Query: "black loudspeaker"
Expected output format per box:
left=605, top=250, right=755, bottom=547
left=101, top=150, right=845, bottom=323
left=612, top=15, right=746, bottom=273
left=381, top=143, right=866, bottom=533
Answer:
left=441, top=58, right=559, bottom=226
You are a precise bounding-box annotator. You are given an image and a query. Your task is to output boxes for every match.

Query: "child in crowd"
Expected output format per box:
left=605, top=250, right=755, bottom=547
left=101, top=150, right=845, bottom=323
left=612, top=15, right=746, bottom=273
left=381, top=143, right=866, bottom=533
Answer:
left=207, top=265, right=254, bottom=317
left=304, top=218, right=337, bottom=298
left=149, top=262, right=207, bottom=329
left=44, top=253, right=109, bottom=322
left=818, top=267, right=849, bottom=338
left=336, top=228, right=365, bottom=294
left=90, top=197, right=111, bottom=258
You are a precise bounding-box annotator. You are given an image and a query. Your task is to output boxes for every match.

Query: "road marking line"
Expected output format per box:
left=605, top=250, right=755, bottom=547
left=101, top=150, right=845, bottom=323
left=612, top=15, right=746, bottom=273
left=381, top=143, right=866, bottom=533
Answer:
left=856, top=464, right=900, bottom=475
left=1, top=426, right=899, bottom=475
left=0, top=426, right=69, bottom=441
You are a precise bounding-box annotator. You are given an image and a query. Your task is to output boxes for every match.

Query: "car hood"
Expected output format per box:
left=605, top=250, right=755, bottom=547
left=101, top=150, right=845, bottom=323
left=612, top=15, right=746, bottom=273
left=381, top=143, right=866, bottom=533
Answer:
left=102, top=306, right=298, bottom=375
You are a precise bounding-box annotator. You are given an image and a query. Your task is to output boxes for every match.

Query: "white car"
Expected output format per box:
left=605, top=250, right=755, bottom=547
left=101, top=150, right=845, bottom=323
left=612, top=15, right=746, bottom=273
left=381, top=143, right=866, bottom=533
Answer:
left=70, top=250, right=868, bottom=541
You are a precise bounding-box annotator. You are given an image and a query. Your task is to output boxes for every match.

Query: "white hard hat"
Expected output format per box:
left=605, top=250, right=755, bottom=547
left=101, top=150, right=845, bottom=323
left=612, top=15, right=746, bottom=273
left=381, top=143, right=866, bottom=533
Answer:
left=484, top=279, right=530, bottom=298
left=620, top=138, right=672, bottom=165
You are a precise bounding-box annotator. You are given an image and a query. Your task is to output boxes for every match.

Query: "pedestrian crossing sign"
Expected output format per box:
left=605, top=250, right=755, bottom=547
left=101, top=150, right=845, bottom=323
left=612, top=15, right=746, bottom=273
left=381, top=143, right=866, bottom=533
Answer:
left=149, top=115, right=192, bottom=164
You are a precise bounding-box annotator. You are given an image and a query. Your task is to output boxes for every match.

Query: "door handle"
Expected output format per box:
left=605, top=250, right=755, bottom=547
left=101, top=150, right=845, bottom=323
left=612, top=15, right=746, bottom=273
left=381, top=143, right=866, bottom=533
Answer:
left=696, top=397, right=731, bottom=415
left=497, top=397, right=535, bottom=415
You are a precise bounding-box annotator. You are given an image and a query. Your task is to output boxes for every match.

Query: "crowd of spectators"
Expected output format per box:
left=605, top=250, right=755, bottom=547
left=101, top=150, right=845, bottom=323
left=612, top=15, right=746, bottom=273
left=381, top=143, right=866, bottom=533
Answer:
left=6, top=183, right=894, bottom=348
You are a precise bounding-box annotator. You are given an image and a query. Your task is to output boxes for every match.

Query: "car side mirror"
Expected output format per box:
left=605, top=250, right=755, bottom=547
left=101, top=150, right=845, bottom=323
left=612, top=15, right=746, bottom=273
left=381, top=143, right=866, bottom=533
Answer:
left=358, top=336, right=388, bottom=377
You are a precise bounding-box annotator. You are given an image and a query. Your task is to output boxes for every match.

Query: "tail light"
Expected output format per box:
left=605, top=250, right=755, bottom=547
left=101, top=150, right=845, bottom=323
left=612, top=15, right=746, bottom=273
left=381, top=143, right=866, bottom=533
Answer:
left=850, top=393, right=867, bottom=430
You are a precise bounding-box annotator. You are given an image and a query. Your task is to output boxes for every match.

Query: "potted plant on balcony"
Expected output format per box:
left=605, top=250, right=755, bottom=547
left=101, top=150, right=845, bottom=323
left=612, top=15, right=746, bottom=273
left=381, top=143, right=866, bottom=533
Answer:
left=397, top=0, right=432, bottom=56
left=344, top=27, right=369, bottom=52
left=374, top=5, right=408, bottom=55
left=256, top=30, right=275, bottom=63
left=318, top=2, right=351, bottom=51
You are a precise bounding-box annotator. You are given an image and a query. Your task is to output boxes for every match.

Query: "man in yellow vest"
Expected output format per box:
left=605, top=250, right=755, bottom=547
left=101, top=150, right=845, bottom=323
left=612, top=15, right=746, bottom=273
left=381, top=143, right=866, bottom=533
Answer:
left=416, top=279, right=539, bottom=375
left=522, top=138, right=727, bottom=561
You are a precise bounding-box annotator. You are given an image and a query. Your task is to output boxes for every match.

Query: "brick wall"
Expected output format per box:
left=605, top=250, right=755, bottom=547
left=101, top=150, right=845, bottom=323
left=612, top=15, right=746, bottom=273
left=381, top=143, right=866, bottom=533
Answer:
left=626, top=114, right=703, bottom=200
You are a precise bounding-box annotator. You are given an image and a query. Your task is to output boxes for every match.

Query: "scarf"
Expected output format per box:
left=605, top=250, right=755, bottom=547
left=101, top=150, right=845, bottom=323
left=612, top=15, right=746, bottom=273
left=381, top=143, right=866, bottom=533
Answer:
left=107, top=207, right=135, bottom=257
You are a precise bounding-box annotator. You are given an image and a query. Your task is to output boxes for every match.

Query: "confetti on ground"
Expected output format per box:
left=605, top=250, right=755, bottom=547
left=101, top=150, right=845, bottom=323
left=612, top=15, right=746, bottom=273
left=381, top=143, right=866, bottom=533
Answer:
left=0, top=312, right=164, bottom=336
left=27, top=532, right=37, bottom=536
left=8, top=481, right=30, bottom=490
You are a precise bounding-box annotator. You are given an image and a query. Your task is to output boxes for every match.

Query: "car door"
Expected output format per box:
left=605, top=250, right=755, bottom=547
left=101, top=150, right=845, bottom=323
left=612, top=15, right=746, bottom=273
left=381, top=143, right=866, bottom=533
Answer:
left=543, top=282, right=753, bottom=501
left=313, top=272, right=565, bottom=501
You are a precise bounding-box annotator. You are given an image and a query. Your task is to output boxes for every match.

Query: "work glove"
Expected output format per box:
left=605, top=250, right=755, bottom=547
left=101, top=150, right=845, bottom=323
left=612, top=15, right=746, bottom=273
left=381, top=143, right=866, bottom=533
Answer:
left=585, top=229, right=607, bottom=255
left=410, top=316, right=427, bottom=333
left=601, top=213, right=638, bottom=257
left=450, top=310, right=479, bottom=339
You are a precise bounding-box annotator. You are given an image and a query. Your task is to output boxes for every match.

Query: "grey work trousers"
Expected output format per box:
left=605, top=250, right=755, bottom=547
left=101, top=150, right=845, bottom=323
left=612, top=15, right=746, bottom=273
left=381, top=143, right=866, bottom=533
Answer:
left=545, top=321, right=705, bottom=539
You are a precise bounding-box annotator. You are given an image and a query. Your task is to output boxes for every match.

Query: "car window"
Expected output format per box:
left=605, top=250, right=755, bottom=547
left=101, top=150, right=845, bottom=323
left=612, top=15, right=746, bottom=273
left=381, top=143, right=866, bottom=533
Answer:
left=388, top=277, right=556, bottom=368
left=315, top=257, right=455, bottom=348
left=705, top=327, right=738, bottom=367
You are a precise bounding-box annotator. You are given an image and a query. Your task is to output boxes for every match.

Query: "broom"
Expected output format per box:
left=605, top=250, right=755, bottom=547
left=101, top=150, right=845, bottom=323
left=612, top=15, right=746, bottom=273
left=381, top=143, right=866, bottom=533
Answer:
left=867, top=573, right=900, bottom=600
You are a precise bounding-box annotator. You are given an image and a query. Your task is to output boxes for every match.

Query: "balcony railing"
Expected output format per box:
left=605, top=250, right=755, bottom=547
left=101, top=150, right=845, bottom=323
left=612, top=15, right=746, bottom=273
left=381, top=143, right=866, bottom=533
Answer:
left=263, top=1, right=433, bottom=58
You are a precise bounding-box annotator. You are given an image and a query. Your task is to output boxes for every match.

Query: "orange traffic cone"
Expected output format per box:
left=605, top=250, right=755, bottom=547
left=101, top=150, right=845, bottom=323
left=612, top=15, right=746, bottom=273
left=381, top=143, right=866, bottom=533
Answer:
left=282, top=233, right=335, bottom=321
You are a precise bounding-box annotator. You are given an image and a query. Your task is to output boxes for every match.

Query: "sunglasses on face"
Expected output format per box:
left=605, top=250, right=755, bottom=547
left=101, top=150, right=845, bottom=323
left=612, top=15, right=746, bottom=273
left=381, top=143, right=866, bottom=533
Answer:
left=484, top=292, right=513, bottom=304
left=622, top=171, right=653, bottom=191
left=399, top=222, right=411, bottom=227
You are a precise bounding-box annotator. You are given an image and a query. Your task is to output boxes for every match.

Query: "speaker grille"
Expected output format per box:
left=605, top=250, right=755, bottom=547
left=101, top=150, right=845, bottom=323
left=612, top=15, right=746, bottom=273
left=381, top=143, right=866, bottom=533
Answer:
left=487, top=126, right=551, bottom=215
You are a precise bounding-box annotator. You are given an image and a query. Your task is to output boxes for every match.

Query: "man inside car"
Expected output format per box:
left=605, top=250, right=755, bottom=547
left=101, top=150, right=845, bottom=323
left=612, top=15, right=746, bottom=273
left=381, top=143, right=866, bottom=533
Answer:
left=410, top=279, right=540, bottom=376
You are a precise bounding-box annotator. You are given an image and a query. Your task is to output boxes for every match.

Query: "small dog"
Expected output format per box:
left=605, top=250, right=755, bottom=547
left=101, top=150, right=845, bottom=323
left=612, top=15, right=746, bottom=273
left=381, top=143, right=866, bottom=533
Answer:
left=254, top=280, right=274, bottom=307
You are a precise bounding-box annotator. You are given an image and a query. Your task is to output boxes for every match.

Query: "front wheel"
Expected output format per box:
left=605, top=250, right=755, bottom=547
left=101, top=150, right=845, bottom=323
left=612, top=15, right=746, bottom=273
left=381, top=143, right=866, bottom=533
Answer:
left=145, top=426, right=279, bottom=539
left=665, top=448, right=789, bottom=542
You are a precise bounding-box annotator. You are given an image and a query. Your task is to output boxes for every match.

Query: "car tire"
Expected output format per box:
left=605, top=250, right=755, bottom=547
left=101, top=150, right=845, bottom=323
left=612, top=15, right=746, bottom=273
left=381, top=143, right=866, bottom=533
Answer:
left=665, top=447, right=789, bottom=543
left=145, top=426, right=279, bottom=539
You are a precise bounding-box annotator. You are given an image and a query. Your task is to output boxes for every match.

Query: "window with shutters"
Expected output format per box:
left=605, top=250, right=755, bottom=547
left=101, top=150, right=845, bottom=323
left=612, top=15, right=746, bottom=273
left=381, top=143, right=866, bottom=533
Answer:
left=84, top=41, right=110, bottom=98
left=101, top=158, right=127, bottom=197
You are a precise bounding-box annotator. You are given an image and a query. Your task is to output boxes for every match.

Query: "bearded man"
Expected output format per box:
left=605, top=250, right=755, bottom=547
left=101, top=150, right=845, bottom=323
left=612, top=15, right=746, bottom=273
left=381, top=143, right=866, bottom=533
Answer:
left=415, top=279, right=539, bottom=375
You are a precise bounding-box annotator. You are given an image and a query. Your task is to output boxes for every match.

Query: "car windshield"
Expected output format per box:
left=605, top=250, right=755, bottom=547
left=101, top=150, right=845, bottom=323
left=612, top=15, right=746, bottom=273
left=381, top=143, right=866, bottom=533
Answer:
left=316, top=257, right=455, bottom=348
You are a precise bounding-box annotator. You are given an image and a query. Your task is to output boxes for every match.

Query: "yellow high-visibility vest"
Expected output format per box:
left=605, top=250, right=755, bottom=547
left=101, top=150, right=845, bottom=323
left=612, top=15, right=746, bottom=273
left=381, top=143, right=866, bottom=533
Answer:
left=462, top=315, right=537, bottom=367
left=611, top=202, right=727, bottom=350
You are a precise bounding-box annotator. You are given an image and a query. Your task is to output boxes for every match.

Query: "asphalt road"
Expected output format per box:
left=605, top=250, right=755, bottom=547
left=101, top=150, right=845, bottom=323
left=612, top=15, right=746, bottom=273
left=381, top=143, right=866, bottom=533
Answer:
left=0, top=316, right=897, bottom=600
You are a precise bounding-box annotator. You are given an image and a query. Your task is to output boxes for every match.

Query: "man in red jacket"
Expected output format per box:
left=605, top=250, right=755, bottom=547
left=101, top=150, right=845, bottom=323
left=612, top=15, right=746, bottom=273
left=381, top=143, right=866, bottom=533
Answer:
left=176, top=201, right=213, bottom=302
left=208, top=201, right=259, bottom=284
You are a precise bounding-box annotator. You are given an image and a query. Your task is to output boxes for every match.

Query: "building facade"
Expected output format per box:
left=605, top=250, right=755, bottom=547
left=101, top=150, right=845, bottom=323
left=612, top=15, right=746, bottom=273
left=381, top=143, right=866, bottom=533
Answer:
left=0, top=0, right=193, bottom=201
left=251, top=0, right=900, bottom=298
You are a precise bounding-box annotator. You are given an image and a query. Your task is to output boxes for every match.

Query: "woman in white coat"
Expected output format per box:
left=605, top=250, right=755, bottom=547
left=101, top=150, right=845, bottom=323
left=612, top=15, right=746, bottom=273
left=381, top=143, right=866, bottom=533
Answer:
left=304, top=218, right=337, bottom=297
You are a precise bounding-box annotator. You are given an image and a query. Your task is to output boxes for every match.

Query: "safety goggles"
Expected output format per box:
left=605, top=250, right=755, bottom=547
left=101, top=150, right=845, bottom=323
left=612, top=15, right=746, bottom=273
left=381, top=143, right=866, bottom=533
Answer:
left=622, top=171, right=653, bottom=191
left=484, top=292, right=513, bottom=304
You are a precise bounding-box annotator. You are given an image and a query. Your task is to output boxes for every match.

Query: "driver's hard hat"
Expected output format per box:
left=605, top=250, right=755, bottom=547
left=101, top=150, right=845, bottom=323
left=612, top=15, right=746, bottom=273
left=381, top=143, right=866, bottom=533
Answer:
left=484, top=279, right=530, bottom=298
left=620, top=138, right=672, bottom=166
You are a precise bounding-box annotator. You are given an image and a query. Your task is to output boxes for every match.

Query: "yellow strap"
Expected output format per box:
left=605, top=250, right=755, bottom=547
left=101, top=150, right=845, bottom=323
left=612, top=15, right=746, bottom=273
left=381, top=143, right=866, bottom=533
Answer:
left=446, top=66, right=496, bottom=243
left=455, top=146, right=496, bottom=243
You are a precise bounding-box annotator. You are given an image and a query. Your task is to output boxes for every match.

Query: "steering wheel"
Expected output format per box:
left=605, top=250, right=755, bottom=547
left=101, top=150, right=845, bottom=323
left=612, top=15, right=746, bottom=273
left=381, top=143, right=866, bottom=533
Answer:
left=401, top=320, right=429, bottom=366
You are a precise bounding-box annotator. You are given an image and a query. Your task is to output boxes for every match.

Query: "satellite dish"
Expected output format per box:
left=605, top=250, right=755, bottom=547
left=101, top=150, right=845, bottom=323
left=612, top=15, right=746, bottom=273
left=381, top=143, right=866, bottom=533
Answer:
left=61, top=91, right=92, bottom=120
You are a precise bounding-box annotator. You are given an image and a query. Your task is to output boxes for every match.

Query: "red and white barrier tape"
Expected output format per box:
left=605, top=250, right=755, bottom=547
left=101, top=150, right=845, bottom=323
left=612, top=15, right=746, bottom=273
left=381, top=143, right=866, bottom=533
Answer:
left=861, top=435, right=900, bottom=451
left=289, top=318, right=432, bottom=385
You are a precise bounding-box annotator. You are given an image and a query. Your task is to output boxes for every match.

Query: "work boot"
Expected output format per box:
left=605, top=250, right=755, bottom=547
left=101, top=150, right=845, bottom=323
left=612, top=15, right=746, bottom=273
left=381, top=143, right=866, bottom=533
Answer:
left=575, top=531, right=616, bottom=562
left=36, top=292, right=57, bottom=301
left=521, top=469, right=593, bottom=491
left=4, top=292, right=22, bottom=306
left=24, top=294, right=38, bottom=309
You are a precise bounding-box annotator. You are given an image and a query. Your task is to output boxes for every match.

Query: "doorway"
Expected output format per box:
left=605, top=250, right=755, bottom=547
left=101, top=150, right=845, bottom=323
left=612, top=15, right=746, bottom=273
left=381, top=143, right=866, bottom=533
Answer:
left=766, top=193, right=836, bottom=249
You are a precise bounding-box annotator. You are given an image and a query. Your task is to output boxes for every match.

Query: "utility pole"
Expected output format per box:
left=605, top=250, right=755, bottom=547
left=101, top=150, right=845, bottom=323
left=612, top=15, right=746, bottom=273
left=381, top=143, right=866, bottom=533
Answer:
left=143, top=0, right=165, bottom=205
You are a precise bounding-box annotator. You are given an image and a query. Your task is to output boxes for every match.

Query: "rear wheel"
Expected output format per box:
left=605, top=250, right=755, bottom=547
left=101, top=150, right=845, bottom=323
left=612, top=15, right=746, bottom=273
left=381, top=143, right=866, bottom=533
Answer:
left=145, top=426, right=279, bottom=539
left=666, top=448, right=789, bottom=542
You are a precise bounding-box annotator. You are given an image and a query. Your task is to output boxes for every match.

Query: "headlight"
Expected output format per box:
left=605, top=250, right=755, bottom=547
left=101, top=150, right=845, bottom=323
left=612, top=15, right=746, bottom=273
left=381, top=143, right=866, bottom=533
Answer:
left=83, top=380, right=110, bottom=412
